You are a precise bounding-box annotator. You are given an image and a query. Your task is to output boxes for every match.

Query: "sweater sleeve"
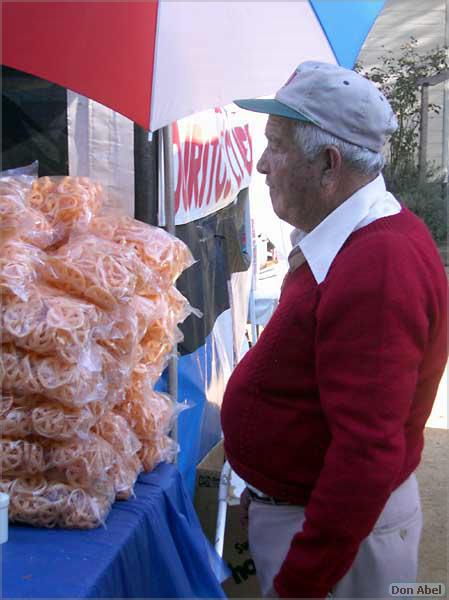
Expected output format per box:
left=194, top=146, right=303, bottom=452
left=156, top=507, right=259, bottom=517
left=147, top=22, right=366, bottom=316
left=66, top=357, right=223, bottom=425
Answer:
left=273, top=235, right=429, bottom=598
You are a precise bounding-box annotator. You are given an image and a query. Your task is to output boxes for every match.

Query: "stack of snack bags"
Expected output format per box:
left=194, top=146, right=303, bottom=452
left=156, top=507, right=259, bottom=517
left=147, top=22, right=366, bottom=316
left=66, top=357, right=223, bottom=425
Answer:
left=0, top=175, right=198, bottom=528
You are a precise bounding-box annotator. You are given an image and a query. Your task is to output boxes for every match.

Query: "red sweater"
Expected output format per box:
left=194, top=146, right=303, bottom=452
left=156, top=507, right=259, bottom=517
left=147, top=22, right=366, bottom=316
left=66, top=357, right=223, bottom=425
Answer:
left=221, top=208, right=448, bottom=598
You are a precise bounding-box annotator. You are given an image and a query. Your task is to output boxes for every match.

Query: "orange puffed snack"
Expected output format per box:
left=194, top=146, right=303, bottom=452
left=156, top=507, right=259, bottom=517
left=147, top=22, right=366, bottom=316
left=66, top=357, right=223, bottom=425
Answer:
left=135, top=289, right=200, bottom=380
left=90, top=215, right=194, bottom=288
left=0, top=406, right=33, bottom=438
left=113, top=453, right=143, bottom=500
left=0, top=394, right=100, bottom=440
left=93, top=412, right=143, bottom=499
left=1, top=439, right=45, bottom=475
left=0, top=476, right=113, bottom=529
left=116, top=373, right=174, bottom=440
left=0, top=178, right=55, bottom=249
left=26, top=176, right=103, bottom=244
left=138, top=435, right=178, bottom=472
left=41, top=235, right=158, bottom=310
left=0, top=240, right=46, bottom=301
left=1, top=286, right=101, bottom=365
left=0, top=344, right=108, bottom=408
left=94, top=412, right=141, bottom=456
left=45, top=434, right=117, bottom=491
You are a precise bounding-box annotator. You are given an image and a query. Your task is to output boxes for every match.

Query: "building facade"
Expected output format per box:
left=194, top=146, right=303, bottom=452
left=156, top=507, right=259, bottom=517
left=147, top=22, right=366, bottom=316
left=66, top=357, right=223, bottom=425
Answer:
left=358, top=0, right=449, bottom=175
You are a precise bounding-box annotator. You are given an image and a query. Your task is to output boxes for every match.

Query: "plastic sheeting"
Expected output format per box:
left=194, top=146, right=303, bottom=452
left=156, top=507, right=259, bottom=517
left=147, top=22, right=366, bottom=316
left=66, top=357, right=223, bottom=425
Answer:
left=3, top=463, right=228, bottom=598
left=67, top=91, right=135, bottom=216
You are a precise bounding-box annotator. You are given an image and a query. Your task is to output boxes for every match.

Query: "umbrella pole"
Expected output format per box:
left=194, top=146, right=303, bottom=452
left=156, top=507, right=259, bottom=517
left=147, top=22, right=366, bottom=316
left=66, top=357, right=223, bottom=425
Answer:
left=162, top=124, right=179, bottom=456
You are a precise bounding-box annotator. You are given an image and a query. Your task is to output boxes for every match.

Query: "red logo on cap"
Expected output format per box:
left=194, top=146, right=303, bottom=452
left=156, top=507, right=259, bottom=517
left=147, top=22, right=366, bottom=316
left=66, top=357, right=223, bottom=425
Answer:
left=283, top=70, right=298, bottom=88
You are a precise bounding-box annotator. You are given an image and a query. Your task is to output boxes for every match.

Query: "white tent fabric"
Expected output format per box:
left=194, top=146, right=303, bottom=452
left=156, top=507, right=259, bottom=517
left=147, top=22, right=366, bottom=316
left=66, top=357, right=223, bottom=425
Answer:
left=150, top=2, right=336, bottom=131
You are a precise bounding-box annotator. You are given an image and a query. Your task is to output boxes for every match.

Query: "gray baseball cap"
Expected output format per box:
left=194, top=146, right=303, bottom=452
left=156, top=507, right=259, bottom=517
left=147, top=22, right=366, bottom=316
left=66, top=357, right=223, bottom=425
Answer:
left=235, top=61, right=398, bottom=153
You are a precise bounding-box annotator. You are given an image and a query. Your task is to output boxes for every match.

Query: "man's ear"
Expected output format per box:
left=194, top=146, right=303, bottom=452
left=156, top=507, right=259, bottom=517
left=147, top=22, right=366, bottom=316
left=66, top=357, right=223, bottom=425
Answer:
left=321, top=146, right=342, bottom=186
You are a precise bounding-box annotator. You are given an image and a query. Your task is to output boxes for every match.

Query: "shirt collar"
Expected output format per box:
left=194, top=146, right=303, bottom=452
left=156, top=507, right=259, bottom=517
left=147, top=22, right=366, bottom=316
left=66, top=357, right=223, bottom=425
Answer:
left=292, top=174, right=387, bottom=284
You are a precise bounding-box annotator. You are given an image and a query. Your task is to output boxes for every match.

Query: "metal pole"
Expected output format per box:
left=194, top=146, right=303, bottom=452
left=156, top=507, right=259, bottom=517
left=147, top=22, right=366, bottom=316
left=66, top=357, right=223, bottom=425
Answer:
left=419, top=84, right=429, bottom=184
left=162, top=124, right=179, bottom=451
left=242, top=188, right=259, bottom=345
left=443, top=0, right=449, bottom=181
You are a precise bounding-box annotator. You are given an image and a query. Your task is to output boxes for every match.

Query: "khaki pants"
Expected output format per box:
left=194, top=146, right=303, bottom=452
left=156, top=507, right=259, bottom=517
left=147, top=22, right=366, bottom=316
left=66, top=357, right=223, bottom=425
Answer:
left=248, top=474, right=422, bottom=598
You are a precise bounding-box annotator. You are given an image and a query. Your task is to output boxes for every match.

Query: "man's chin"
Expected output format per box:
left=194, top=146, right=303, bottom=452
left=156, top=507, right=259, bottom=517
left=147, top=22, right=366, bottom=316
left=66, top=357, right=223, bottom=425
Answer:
left=271, top=201, right=285, bottom=221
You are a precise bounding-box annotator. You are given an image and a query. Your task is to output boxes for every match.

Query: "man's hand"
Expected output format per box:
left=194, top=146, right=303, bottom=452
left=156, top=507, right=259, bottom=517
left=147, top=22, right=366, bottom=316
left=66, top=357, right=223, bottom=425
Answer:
left=239, top=487, right=251, bottom=528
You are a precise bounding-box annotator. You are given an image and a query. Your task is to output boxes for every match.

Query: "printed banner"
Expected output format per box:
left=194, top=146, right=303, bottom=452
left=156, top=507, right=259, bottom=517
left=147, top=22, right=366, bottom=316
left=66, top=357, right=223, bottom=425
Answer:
left=170, top=106, right=253, bottom=225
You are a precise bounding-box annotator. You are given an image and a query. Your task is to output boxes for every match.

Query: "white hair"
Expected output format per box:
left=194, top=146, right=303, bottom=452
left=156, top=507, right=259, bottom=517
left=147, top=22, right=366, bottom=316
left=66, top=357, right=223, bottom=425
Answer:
left=292, top=121, right=385, bottom=176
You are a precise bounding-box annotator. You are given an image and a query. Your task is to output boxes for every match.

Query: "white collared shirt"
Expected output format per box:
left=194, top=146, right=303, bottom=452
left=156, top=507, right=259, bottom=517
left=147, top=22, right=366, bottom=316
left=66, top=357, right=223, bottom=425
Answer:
left=290, top=174, right=401, bottom=284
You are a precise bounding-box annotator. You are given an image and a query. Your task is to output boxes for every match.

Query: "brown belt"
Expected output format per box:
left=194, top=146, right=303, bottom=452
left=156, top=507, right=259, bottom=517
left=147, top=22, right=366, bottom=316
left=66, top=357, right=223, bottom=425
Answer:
left=247, top=487, right=291, bottom=506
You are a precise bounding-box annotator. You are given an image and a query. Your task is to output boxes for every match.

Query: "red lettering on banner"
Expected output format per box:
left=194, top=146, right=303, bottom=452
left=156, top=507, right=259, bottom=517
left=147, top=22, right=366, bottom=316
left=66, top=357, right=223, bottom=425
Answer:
left=186, top=139, right=203, bottom=209
left=182, top=134, right=193, bottom=212
left=206, top=137, right=219, bottom=207
left=230, top=129, right=246, bottom=181
left=172, top=110, right=252, bottom=222
left=224, top=130, right=239, bottom=182
left=215, top=142, right=227, bottom=201
left=224, top=130, right=242, bottom=188
left=233, top=125, right=253, bottom=176
left=198, top=141, right=210, bottom=209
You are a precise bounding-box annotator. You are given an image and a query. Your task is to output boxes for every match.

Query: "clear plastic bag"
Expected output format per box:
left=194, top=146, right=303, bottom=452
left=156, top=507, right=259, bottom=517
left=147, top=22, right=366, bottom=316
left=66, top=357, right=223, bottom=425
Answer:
left=42, top=234, right=159, bottom=310
left=138, top=435, right=179, bottom=472
left=0, top=177, right=55, bottom=249
left=1, top=160, right=39, bottom=178
left=45, top=434, right=117, bottom=492
left=93, top=414, right=143, bottom=499
left=117, top=378, right=174, bottom=440
left=0, top=393, right=99, bottom=440
left=113, top=453, right=143, bottom=500
left=0, top=406, right=33, bottom=438
left=90, top=214, right=195, bottom=288
left=0, top=240, right=46, bottom=301
left=1, top=475, right=114, bottom=529
left=1, top=286, right=101, bottom=368
left=135, top=288, right=201, bottom=382
left=0, top=344, right=108, bottom=408
left=93, top=412, right=141, bottom=456
left=26, top=176, right=104, bottom=245
left=1, top=439, right=45, bottom=475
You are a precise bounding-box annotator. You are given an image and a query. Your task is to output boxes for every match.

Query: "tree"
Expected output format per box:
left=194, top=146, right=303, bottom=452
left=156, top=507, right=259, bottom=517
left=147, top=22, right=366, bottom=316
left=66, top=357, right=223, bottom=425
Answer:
left=356, top=37, right=448, bottom=181
left=356, top=38, right=449, bottom=247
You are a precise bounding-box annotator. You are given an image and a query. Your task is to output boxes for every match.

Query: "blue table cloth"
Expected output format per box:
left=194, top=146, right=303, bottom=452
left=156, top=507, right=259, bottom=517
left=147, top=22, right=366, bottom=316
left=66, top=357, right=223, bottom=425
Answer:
left=2, top=463, right=227, bottom=598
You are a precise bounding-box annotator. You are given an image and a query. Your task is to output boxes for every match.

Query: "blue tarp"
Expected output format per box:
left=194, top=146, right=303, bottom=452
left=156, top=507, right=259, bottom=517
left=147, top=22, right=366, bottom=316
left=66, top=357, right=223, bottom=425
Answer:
left=2, top=463, right=227, bottom=599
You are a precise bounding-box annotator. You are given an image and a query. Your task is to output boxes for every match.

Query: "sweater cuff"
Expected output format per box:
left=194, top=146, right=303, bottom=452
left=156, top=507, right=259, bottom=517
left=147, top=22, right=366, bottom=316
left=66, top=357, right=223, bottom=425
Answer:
left=274, top=568, right=330, bottom=599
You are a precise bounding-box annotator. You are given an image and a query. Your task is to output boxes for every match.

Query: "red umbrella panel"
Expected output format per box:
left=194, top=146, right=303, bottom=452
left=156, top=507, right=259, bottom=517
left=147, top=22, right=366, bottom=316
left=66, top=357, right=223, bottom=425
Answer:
left=2, top=1, right=158, bottom=129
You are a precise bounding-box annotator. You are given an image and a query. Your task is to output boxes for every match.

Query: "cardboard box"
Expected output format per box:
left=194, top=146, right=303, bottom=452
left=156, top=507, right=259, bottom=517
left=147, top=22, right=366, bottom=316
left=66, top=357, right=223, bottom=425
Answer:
left=194, top=440, right=261, bottom=598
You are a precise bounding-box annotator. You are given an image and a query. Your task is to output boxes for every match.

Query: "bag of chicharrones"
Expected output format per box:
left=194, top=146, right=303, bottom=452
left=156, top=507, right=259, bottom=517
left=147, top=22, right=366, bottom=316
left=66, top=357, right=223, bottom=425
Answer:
left=89, top=213, right=195, bottom=289
left=117, top=371, right=175, bottom=439
left=115, top=373, right=184, bottom=472
left=138, top=434, right=179, bottom=472
left=0, top=240, right=47, bottom=301
left=93, top=413, right=143, bottom=499
left=1, top=284, right=103, bottom=369
left=0, top=393, right=101, bottom=441
left=0, top=432, right=114, bottom=483
left=0, top=176, right=56, bottom=249
left=0, top=343, right=109, bottom=409
left=24, top=175, right=105, bottom=246
left=135, top=289, right=201, bottom=384
left=44, top=434, right=121, bottom=494
left=0, top=476, right=114, bottom=529
left=40, top=233, right=160, bottom=310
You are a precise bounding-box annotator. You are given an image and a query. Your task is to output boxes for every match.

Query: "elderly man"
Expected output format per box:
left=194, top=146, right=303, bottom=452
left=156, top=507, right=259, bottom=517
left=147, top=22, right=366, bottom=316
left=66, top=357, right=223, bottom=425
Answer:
left=221, top=61, right=448, bottom=598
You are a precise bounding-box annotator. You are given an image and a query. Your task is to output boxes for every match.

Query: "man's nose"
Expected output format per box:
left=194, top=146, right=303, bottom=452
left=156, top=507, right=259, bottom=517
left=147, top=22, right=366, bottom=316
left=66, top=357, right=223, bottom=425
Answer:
left=257, top=150, right=268, bottom=174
